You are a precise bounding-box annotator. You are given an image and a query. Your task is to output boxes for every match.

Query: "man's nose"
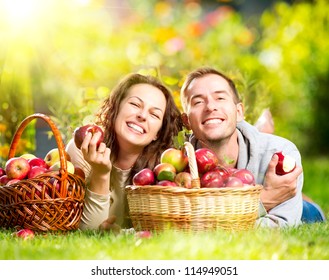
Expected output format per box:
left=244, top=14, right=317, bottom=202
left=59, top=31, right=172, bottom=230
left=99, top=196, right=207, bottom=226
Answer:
left=205, top=100, right=217, bottom=112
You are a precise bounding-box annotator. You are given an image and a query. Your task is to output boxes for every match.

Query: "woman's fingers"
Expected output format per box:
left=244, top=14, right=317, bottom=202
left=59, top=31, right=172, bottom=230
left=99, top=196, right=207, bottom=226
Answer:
left=80, top=132, right=104, bottom=155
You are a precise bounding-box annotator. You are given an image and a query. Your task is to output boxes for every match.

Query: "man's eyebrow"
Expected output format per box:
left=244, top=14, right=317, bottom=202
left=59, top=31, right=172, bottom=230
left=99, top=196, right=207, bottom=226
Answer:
left=190, top=94, right=204, bottom=100
left=213, top=90, right=230, bottom=95
left=190, top=90, right=229, bottom=99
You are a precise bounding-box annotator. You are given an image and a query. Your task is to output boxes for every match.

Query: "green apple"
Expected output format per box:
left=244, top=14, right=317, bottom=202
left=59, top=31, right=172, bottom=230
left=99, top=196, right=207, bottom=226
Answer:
left=44, top=148, right=71, bottom=168
left=49, top=160, right=75, bottom=174
left=153, top=163, right=176, bottom=182
left=175, top=171, right=193, bottom=188
left=160, top=148, right=188, bottom=173
left=20, top=153, right=37, bottom=160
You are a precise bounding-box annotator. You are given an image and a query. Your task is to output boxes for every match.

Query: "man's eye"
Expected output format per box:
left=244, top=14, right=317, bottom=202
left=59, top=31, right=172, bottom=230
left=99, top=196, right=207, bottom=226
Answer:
left=193, top=100, right=203, bottom=106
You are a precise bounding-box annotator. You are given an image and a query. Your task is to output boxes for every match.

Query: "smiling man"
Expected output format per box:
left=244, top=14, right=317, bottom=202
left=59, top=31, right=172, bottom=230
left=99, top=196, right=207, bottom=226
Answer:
left=180, top=66, right=325, bottom=227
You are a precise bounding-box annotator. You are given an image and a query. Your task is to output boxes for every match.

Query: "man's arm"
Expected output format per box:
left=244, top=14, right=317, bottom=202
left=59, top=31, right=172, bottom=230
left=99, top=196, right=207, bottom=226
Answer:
left=257, top=152, right=303, bottom=227
left=260, top=153, right=302, bottom=211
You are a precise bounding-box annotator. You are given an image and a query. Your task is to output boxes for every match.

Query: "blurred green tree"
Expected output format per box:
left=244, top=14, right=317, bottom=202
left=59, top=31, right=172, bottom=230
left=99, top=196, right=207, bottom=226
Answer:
left=0, top=0, right=328, bottom=165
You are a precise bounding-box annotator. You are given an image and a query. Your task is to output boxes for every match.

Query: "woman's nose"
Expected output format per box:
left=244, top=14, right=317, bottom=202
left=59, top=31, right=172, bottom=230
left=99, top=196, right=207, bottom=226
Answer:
left=137, top=110, right=146, bottom=121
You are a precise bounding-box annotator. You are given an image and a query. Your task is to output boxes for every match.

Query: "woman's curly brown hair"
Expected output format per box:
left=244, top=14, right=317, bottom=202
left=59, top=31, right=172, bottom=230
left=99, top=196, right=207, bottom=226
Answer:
left=95, top=73, right=183, bottom=184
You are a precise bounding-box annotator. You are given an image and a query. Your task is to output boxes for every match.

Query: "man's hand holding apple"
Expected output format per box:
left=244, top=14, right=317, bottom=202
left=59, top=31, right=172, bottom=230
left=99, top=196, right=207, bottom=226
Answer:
left=261, top=153, right=302, bottom=212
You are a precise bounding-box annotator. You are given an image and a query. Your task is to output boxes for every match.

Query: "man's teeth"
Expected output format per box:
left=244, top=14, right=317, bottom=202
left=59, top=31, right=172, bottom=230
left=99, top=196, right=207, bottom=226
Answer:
left=204, top=119, right=222, bottom=125
left=128, top=123, right=144, bottom=134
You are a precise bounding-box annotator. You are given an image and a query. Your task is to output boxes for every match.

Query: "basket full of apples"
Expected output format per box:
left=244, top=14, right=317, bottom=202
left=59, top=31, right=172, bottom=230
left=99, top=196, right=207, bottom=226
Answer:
left=0, top=113, right=85, bottom=232
left=126, top=142, right=263, bottom=232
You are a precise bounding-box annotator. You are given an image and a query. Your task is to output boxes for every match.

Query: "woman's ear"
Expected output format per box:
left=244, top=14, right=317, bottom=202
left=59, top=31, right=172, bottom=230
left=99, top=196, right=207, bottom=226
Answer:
left=181, top=113, right=191, bottom=130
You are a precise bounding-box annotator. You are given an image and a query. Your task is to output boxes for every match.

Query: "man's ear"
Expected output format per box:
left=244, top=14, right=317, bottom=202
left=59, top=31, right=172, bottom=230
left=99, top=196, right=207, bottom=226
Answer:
left=181, top=113, right=191, bottom=130
left=236, top=102, right=245, bottom=122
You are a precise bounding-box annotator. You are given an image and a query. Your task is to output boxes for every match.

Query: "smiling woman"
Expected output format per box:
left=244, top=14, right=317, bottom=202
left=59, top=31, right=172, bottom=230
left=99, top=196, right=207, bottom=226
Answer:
left=65, top=73, right=183, bottom=231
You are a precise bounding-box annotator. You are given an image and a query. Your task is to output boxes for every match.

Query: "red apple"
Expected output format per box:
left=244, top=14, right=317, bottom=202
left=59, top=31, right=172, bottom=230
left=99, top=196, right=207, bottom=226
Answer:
left=5, top=157, right=30, bottom=180
left=174, top=171, right=193, bottom=188
left=6, top=178, right=20, bottom=185
left=213, top=166, right=231, bottom=181
left=49, top=178, right=61, bottom=195
left=0, top=167, right=5, bottom=177
left=275, top=151, right=296, bottom=175
left=156, top=180, right=177, bottom=186
left=28, top=157, right=48, bottom=169
left=27, top=166, right=48, bottom=179
left=74, top=167, right=86, bottom=180
left=231, top=169, right=255, bottom=185
left=226, top=167, right=238, bottom=175
left=0, top=175, right=10, bottom=185
left=132, top=168, right=155, bottom=186
left=153, top=163, right=176, bottom=182
left=13, top=228, right=35, bottom=240
left=74, top=124, right=104, bottom=149
left=223, top=176, right=244, bottom=188
left=201, top=170, right=224, bottom=188
left=160, top=148, right=188, bottom=173
left=195, top=148, right=219, bottom=174
left=135, top=230, right=152, bottom=239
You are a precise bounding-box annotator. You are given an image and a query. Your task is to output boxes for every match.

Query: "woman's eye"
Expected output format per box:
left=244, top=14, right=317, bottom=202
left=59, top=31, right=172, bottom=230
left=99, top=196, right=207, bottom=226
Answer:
left=130, top=102, right=139, bottom=107
left=151, top=112, right=160, bottom=119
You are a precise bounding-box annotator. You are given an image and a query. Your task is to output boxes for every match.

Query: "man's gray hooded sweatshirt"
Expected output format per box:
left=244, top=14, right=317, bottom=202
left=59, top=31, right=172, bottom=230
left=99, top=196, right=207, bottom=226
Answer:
left=190, top=120, right=303, bottom=228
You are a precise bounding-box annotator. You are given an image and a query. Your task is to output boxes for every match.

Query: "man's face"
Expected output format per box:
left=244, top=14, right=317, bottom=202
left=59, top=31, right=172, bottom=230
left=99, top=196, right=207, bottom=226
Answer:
left=184, top=74, right=244, bottom=144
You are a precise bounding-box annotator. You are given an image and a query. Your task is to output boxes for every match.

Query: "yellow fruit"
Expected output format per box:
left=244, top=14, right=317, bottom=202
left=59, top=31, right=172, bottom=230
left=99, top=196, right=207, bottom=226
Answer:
left=49, top=160, right=75, bottom=174
left=44, top=148, right=71, bottom=168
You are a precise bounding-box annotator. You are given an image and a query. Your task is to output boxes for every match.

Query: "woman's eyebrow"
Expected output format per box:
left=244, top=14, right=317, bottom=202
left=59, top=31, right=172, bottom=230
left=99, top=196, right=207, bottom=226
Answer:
left=128, top=96, right=164, bottom=113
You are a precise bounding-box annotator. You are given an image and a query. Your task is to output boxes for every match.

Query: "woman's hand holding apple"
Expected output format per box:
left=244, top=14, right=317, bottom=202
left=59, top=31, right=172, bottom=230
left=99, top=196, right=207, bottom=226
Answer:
left=79, top=129, right=112, bottom=195
left=80, top=130, right=112, bottom=175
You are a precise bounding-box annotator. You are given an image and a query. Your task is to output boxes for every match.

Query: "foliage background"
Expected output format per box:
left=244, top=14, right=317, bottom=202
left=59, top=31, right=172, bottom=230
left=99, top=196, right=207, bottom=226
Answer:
left=0, top=0, right=328, bottom=163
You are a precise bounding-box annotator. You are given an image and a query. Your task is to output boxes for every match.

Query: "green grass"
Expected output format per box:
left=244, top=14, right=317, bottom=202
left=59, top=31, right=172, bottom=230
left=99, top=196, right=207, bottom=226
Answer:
left=302, top=156, right=329, bottom=216
left=1, top=224, right=329, bottom=260
left=1, top=157, right=328, bottom=260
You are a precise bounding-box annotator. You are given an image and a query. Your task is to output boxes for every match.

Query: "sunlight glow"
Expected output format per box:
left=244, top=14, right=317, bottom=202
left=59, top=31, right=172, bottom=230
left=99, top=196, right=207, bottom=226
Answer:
left=74, top=0, right=90, bottom=6
left=2, top=0, right=42, bottom=29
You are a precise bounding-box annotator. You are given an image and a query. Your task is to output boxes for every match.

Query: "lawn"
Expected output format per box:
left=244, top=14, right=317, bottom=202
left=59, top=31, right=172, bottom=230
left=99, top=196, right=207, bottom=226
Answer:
left=0, top=223, right=329, bottom=260
left=0, top=157, right=328, bottom=260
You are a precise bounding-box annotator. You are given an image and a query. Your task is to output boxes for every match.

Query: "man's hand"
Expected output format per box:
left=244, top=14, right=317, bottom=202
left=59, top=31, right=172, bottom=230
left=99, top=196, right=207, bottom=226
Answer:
left=261, top=153, right=302, bottom=211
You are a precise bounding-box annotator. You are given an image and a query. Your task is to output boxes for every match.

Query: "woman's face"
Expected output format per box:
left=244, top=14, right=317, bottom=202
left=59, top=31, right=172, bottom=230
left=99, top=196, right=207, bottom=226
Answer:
left=115, top=83, right=166, bottom=151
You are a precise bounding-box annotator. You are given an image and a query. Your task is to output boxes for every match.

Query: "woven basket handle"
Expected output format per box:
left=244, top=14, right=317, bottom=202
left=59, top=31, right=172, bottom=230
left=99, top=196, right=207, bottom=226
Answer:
left=184, top=141, right=200, bottom=189
left=8, top=113, right=68, bottom=175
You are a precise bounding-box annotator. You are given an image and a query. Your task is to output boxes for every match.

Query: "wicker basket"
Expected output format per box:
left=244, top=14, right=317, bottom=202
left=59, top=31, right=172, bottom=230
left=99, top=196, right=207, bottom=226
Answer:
left=126, top=142, right=262, bottom=232
left=0, top=113, right=85, bottom=232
